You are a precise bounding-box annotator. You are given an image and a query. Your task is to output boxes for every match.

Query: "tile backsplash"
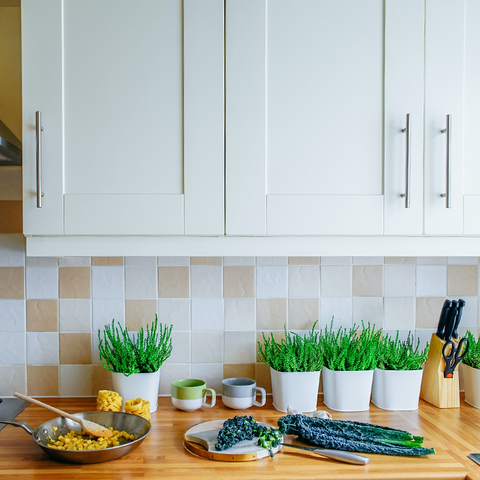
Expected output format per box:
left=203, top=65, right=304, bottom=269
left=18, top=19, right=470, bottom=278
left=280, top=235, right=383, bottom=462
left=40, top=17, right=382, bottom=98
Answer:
left=0, top=234, right=479, bottom=397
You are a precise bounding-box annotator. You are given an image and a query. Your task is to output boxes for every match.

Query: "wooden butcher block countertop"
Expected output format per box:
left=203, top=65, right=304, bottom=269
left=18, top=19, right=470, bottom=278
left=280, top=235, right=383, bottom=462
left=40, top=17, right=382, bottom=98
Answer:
left=1, top=395, right=480, bottom=480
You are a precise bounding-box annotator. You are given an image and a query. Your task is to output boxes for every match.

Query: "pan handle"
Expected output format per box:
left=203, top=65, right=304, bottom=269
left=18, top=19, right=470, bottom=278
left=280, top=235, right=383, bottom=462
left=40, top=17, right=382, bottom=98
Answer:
left=0, top=418, right=34, bottom=435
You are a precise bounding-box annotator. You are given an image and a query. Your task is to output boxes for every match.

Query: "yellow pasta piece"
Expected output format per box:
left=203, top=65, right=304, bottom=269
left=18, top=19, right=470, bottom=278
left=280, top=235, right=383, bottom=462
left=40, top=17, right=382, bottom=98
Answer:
left=124, top=397, right=151, bottom=422
left=96, top=389, right=123, bottom=412
left=46, top=428, right=135, bottom=451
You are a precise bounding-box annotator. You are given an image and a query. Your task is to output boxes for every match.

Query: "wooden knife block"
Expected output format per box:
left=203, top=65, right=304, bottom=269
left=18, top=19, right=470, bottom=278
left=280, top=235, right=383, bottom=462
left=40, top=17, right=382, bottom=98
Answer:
left=420, top=333, right=460, bottom=408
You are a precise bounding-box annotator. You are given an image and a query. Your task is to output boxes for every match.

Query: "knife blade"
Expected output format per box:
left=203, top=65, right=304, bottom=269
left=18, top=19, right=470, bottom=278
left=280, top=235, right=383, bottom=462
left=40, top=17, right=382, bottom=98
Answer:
left=443, top=300, right=458, bottom=342
left=436, top=299, right=453, bottom=340
left=452, top=299, right=466, bottom=340
left=280, top=443, right=369, bottom=465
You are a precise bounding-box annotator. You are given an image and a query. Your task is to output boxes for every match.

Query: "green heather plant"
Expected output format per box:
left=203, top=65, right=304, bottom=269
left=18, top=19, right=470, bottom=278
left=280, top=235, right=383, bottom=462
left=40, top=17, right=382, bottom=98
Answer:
left=462, top=330, right=480, bottom=370
left=377, top=331, right=429, bottom=371
left=321, top=319, right=381, bottom=371
left=257, top=322, right=323, bottom=372
left=98, top=315, right=173, bottom=376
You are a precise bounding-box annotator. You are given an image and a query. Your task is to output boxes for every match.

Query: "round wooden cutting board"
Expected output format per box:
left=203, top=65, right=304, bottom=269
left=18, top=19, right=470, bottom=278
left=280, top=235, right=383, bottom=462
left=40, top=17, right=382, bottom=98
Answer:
left=184, top=419, right=283, bottom=462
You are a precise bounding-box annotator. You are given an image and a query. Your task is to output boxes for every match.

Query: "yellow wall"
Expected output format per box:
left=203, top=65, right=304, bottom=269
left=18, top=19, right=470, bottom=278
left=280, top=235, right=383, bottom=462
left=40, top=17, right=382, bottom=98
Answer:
left=0, top=6, right=22, bottom=140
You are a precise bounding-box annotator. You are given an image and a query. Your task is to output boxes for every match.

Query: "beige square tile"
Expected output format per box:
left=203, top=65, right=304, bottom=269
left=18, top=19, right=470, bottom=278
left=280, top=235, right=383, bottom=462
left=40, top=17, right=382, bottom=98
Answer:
left=27, top=366, right=58, bottom=396
left=255, top=363, right=272, bottom=394
left=92, top=365, right=114, bottom=396
left=191, top=257, right=222, bottom=265
left=416, top=297, right=445, bottom=328
left=223, top=364, right=256, bottom=381
left=288, top=257, right=320, bottom=265
left=158, top=267, right=189, bottom=298
left=448, top=265, right=478, bottom=296
left=288, top=298, right=319, bottom=330
left=0, top=267, right=24, bottom=299
left=26, top=299, right=58, bottom=332
left=125, top=299, right=157, bottom=331
left=384, top=257, right=416, bottom=264
left=224, top=266, right=254, bottom=298
left=59, top=333, right=92, bottom=364
left=59, top=267, right=91, bottom=299
left=256, top=299, right=287, bottom=330
left=353, top=266, right=383, bottom=296
left=91, top=257, right=124, bottom=266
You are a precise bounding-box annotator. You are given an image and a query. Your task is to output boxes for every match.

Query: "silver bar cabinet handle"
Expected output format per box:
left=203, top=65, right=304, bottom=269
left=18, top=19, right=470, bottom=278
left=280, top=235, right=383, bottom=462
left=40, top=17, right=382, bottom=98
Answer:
left=440, top=114, right=451, bottom=209
left=35, top=111, right=44, bottom=208
left=400, top=113, right=411, bottom=208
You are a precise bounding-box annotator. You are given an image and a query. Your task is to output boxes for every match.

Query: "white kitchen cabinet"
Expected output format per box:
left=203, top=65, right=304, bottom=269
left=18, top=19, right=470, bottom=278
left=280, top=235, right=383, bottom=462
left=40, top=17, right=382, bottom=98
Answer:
left=22, top=0, right=224, bottom=237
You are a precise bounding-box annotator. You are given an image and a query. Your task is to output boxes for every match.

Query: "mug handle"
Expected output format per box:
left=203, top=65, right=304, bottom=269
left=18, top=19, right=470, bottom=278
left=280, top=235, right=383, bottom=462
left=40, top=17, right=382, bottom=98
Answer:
left=252, top=386, right=266, bottom=407
left=202, top=388, right=216, bottom=408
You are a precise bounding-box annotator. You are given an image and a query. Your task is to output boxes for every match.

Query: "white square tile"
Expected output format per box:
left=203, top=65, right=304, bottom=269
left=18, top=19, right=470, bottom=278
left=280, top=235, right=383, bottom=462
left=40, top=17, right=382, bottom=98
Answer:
left=191, top=332, right=223, bottom=363
left=382, top=330, right=413, bottom=342
left=415, top=329, right=436, bottom=350
left=384, top=265, right=416, bottom=297
left=26, top=332, right=59, bottom=364
left=125, top=257, right=157, bottom=266
left=157, top=299, right=190, bottom=330
left=288, top=266, right=320, bottom=297
left=0, top=366, right=26, bottom=396
left=0, top=332, right=25, bottom=364
left=25, top=257, right=58, bottom=267
left=191, top=266, right=223, bottom=298
left=0, top=299, right=25, bottom=332
left=256, top=257, right=287, bottom=266
left=0, top=235, right=25, bottom=266
left=384, top=297, right=415, bottom=330
left=352, top=297, right=384, bottom=327
left=191, top=362, right=223, bottom=393
left=223, top=257, right=255, bottom=266
left=60, top=365, right=92, bottom=396
left=224, top=298, right=256, bottom=331
left=157, top=256, right=189, bottom=266
left=159, top=364, right=191, bottom=395
left=92, top=266, right=125, bottom=299
left=166, top=331, right=191, bottom=363
left=59, top=299, right=92, bottom=332
left=321, top=266, right=352, bottom=297
left=447, top=257, right=479, bottom=265
left=320, top=297, right=352, bottom=329
left=256, top=266, right=287, bottom=298
left=26, top=267, right=58, bottom=299
left=417, top=257, right=448, bottom=265
left=125, top=267, right=157, bottom=299
left=446, top=296, right=477, bottom=329
left=321, top=257, right=352, bottom=265
left=224, top=331, right=256, bottom=363
left=59, top=257, right=91, bottom=267
left=353, top=257, right=383, bottom=265
left=192, top=299, right=224, bottom=331
left=416, top=266, right=447, bottom=296
left=92, top=299, right=125, bottom=332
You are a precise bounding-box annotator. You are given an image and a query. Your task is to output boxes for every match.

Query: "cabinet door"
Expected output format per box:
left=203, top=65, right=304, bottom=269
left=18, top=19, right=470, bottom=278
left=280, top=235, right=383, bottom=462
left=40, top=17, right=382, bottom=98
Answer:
left=424, top=0, right=465, bottom=235
left=226, top=0, right=384, bottom=235
left=23, top=0, right=224, bottom=236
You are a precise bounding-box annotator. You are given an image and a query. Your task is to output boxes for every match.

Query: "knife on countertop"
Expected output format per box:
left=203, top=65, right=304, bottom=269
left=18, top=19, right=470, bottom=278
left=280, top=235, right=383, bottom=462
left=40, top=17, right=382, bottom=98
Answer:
left=436, top=299, right=453, bottom=340
left=280, top=443, right=370, bottom=465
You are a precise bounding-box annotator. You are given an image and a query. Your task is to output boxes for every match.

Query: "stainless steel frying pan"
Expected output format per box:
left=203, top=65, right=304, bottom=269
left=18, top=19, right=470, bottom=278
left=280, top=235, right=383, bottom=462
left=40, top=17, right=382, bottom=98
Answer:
left=0, top=411, right=151, bottom=464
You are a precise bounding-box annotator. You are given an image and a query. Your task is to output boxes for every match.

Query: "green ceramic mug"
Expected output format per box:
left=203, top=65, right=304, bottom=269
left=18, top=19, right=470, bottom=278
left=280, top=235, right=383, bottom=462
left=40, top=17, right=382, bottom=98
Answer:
left=171, top=379, right=216, bottom=411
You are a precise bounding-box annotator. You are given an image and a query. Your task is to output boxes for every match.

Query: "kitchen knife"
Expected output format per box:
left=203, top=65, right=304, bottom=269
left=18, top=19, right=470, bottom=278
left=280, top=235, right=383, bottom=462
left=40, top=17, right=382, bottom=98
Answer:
left=436, top=299, right=453, bottom=340
left=443, top=300, right=458, bottom=342
left=452, top=299, right=466, bottom=339
left=280, top=443, right=369, bottom=465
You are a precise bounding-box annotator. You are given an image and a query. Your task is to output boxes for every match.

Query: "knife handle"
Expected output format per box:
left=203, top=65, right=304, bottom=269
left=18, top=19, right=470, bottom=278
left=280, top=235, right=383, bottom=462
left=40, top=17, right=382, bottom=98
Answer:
left=436, top=299, right=452, bottom=339
left=314, top=448, right=370, bottom=465
left=452, top=299, right=466, bottom=339
left=443, top=300, right=458, bottom=342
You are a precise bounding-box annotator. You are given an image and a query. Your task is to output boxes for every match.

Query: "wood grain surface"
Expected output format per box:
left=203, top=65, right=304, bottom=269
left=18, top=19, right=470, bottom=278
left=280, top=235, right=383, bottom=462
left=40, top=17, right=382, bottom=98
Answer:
left=0, top=395, right=479, bottom=479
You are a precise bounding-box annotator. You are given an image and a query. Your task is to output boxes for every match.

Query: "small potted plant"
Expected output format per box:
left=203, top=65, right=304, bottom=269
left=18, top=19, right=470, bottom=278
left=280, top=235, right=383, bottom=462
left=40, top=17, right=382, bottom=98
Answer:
left=372, top=331, right=429, bottom=410
left=461, top=330, right=480, bottom=409
left=257, top=322, right=323, bottom=413
left=321, top=320, right=381, bottom=412
left=98, top=315, right=173, bottom=413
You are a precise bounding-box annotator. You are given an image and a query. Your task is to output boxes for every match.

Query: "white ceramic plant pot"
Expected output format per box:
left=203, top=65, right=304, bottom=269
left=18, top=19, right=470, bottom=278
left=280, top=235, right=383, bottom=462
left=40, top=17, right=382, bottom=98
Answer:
left=322, top=366, right=374, bottom=412
left=462, top=363, right=480, bottom=409
left=371, top=368, right=423, bottom=411
left=270, top=367, right=321, bottom=413
left=111, top=369, right=161, bottom=413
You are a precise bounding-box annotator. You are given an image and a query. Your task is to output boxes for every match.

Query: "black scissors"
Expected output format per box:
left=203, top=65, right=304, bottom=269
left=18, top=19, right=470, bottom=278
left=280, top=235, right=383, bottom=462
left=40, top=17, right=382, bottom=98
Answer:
left=442, top=337, right=469, bottom=378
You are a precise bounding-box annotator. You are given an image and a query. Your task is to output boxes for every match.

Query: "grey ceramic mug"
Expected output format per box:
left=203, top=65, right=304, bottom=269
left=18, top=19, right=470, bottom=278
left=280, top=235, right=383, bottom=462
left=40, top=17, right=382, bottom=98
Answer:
left=222, top=377, right=266, bottom=409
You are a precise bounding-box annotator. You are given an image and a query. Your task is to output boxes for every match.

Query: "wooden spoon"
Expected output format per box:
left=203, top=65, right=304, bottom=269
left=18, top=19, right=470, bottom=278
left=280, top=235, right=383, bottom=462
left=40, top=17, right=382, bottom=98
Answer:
left=14, top=392, right=113, bottom=438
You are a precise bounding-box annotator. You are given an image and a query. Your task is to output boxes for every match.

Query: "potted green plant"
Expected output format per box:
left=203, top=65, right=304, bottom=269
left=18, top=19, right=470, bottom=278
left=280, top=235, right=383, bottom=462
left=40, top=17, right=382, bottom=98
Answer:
left=98, top=315, right=173, bottom=413
left=372, top=331, right=429, bottom=410
left=257, top=322, right=323, bottom=413
left=461, top=330, right=480, bottom=409
left=321, top=320, right=381, bottom=412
